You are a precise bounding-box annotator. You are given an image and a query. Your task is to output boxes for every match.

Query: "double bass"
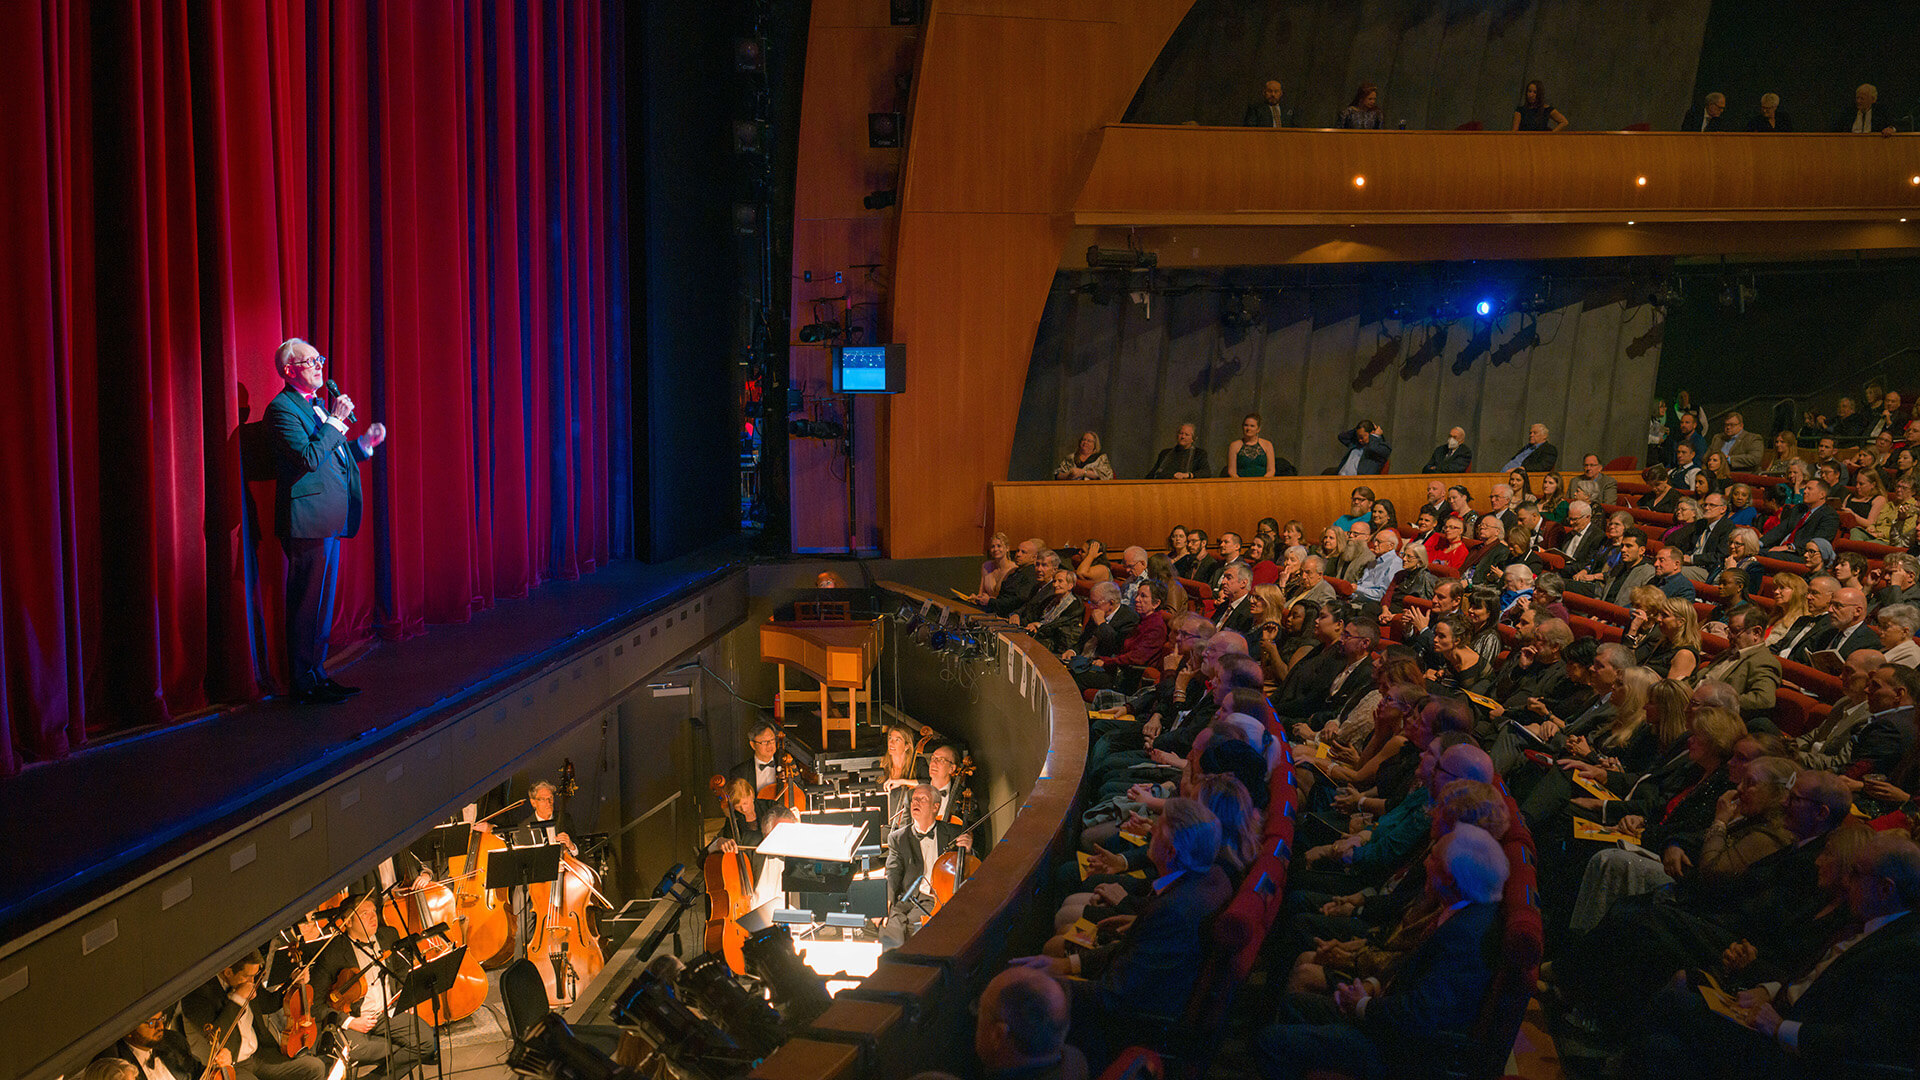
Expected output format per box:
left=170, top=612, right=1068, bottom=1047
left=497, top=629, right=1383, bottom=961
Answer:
left=447, top=804, right=517, bottom=968
left=702, top=775, right=755, bottom=975
left=926, top=752, right=983, bottom=918
left=525, top=761, right=608, bottom=1004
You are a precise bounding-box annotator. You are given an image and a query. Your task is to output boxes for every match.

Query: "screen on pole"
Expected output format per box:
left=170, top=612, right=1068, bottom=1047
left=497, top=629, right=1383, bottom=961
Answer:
left=832, top=344, right=904, bottom=394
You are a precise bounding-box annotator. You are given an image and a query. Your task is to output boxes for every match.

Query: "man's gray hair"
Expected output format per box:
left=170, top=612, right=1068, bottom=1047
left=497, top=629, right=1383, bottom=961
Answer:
left=1036, top=549, right=1061, bottom=571
left=1302, top=555, right=1326, bottom=573
left=1156, top=797, right=1223, bottom=875
left=1090, top=582, right=1122, bottom=605
left=1440, top=824, right=1509, bottom=904
left=1596, top=642, right=1635, bottom=670
left=273, top=337, right=312, bottom=372
left=1221, top=562, right=1252, bottom=587
left=1567, top=499, right=1591, bottom=519
left=1692, top=680, right=1738, bottom=712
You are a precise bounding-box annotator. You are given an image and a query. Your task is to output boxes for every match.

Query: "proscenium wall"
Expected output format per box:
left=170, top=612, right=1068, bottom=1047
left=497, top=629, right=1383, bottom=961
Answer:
left=1013, top=264, right=1662, bottom=480
left=1126, top=0, right=1711, bottom=132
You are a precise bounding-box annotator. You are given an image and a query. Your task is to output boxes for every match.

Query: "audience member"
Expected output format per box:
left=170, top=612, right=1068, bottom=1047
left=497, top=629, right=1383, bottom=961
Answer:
left=1336, top=83, right=1383, bottom=129
left=1145, top=422, right=1210, bottom=479
left=1714, top=411, right=1764, bottom=470
left=1229, top=414, right=1279, bottom=478
left=980, top=532, right=1017, bottom=599
left=1355, top=530, right=1403, bottom=602
left=1840, top=82, right=1900, bottom=135
left=1512, top=79, right=1568, bottom=131
left=1422, top=427, right=1472, bottom=473
left=1055, top=431, right=1113, bottom=481
left=1680, top=91, right=1729, bottom=132
left=1020, top=568, right=1088, bottom=653
left=1215, top=562, right=1256, bottom=635
left=1244, top=78, right=1288, bottom=129
left=1335, top=421, right=1391, bottom=475
left=1759, top=479, right=1838, bottom=558
left=1872, top=603, right=1920, bottom=667
left=975, top=967, right=1087, bottom=1080
left=1419, top=479, right=1450, bottom=522
left=979, top=537, right=1043, bottom=613
left=1742, top=91, right=1792, bottom=131
left=1501, top=422, right=1559, bottom=473
left=1334, top=488, right=1377, bottom=530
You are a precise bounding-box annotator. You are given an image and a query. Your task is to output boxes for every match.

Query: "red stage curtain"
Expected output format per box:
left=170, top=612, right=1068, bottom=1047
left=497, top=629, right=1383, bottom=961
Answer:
left=0, top=0, right=631, bottom=776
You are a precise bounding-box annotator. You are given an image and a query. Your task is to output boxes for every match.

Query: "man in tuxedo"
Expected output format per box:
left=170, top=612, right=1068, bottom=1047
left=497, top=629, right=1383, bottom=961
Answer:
left=312, top=898, right=430, bottom=1080
left=882, top=784, right=970, bottom=948
left=102, top=1010, right=204, bottom=1080
left=1213, top=562, right=1256, bottom=635
left=268, top=338, right=388, bottom=704
left=1422, top=427, right=1473, bottom=473
left=727, top=720, right=784, bottom=799
left=1243, top=79, right=1287, bottom=128
left=1626, top=832, right=1920, bottom=1079
left=478, top=779, right=579, bottom=856
left=1144, top=422, right=1210, bottom=480
left=1019, top=568, right=1088, bottom=653
left=1680, top=91, right=1728, bottom=131
left=182, top=953, right=325, bottom=1080
left=1254, top=824, right=1508, bottom=1080
left=926, top=742, right=966, bottom=825
left=1838, top=82, right=1902, bottom=135
left=1759, top=479, right=1839, bottom=559
left=1500, top=422, right=1558, bottom=474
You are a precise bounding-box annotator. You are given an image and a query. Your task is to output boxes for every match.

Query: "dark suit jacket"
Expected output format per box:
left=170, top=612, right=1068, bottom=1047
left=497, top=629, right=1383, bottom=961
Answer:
left=884, top=818, right=963, bottom=902
left=1073, top=604, right=1137, bottom=659
left=1509, top=440, right=1558, bottom=474
left=1828, top=620, right=1879, bottom=660
left=1423, top=443, right=1473, bottom=473
left=987, top=563, right=1042, bottom=615
left=1783, top=613, right=1838, bottom=664
left=1681, top=517, right=1734, bottom=567
left=101, top=1034, right=204, bottom=1079
left=1759, top=502, right=1839, bottom=549
left=1083, top=864, right=1233, bottom=1014
left=1214, top=594, right=1256, bottom=636
left=1144, top=444, right=1210, bottom=480
left=267, top=385, right=370, bottom=540
left=1336, top=429, right=1393, bottom=474
left=1835, top=105, right=1904, bottom=133
left=1679, top=104, right=1730, bottom=132
left=1599, top=559, right=1656, bottom=606
left=1779, top=908, right=1920, bottom=1065
left=1741, top=109, right=1793, bottom=132
left=182, top=973, right=293, bottom=1063
left=1363, top=901, right=1500, bottom=1054
left=1845, top=706, right=1917, bottom=777
left=1191, top=556, right=1223, bottom=592
left=1558, top=521, right=1603, bottom=568
left=1243, top=101, right=1286, bottom=128
left=1019, top=593, right=1086, bottom=654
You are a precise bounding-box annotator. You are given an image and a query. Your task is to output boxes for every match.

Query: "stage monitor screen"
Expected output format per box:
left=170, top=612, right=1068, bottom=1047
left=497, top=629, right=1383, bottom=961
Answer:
left=832, top=344, right=904, bottom=394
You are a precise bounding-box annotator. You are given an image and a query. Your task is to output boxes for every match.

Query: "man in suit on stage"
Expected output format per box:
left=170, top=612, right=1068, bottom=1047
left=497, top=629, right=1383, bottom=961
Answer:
left=882, top=784, right=971, bottom=949
left=267, top=338, right=387, bottom=704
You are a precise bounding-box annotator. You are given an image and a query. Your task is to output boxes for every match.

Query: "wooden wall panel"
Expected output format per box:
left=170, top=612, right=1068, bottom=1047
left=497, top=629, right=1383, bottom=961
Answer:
left=990, top=472, right=1639, bottom=555
left=885, top=1, right=1199, bottom=557
left=1074, top=128, right=1920, bottom=224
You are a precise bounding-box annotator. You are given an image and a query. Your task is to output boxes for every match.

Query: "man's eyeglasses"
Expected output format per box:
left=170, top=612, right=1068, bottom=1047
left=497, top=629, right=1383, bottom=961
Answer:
left=290, top=356, right=327, bottom=370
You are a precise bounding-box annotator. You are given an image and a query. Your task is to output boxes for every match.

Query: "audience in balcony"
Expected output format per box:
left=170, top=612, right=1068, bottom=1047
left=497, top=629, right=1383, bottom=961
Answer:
left=1335, top=83, right=1383, bottom=129
left=1513, top=79, right=1569, bottom=131
left=1229, top=414, right=1280, bottom=477
left=1501, top=422, right=1560, bottom=473
left=1056, top=431, right=1114, bottom=481
left=1244, top=78, right=1289, bottom=129
left=980, top=531, right=1017, bottom=599
left=1840, top=83, right=1902, bottom=135
left=1336, top=421, right=1392, bottom=475
left=1075, top=538, right=1113, bottom=584
left=1714, top=411, right=1765, bottom=470
left=1422, top=427, right=1473, bottom=473
left=1145, top=422, right=1210, bottom=480
left=1742, top=91, right=1792, bottom=131
left=1680, top=91, right=1730, bottom=132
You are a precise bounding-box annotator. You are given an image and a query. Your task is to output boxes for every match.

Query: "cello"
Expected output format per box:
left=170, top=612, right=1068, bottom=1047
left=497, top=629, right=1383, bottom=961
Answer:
left=702, top=775, right=756, bottom=975
left=758, top=731, right=816, bottom=813
left=925, top=752, right=983, bottom=918
left=525, top=761, right=609, bottom=1005
left=384, top=874, right=489, bottom=1024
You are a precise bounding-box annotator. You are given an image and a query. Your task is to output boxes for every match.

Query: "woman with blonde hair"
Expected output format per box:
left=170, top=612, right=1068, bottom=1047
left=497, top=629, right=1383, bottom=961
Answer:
left=1055, top=430, right=1113, bottom=480
left=1636, top=593, right=1703, bottom=681
left=1565, top=667, right=1661, bottom=773
left=1762, top=572, right=1810, bottom=646
left=979, top=532, right=1015, bottom=598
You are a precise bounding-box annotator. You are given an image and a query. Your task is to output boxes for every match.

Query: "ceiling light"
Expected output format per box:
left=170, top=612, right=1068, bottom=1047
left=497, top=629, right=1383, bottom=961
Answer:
left=1352, top=175, right=1366, bottom=187
left=1635, top=176, right=1647, bottom=186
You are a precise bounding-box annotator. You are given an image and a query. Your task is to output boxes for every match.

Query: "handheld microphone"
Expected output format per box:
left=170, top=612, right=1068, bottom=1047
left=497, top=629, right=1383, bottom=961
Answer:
left=324, top=378, right=357, bottom=422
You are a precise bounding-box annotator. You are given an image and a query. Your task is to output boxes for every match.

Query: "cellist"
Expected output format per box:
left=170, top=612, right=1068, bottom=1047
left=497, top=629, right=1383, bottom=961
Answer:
left=180, top=953, right=324, bottom=1080
left=925, top=743, right=963, bottom=825
left=726, top=720, right=784, bottom=796
left=880, top=784, right=971, bottom=950
left=475, top=781, right=577, bottom=854
left=310, top=897, right=430, bottom=1080
left=707, top=777, right=797, bottom=930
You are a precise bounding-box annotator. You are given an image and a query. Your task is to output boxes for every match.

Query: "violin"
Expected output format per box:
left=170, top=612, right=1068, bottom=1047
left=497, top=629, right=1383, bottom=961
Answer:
left=927, top=752, right=983, bottom=917
left=702, top=775, right=755, bottom=974
left=275, top=931, right=318, bottom=1057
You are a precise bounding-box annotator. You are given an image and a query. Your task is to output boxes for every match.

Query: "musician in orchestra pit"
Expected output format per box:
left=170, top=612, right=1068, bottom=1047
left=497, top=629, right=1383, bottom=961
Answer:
left=311, top=898, right=430, bottom=1080
left=927, top=743, right=963, bottom=824
left=475, top=781, right=576, bottom=854
left=182, top=953, right=325, bottom=1080
left=99, top=1009, right=204, bottom=1080
left=727, top=720, right=784, bottom=797
left=709, top=778, right=798, bottom=930
left=881, top=784, right=974, bottom=950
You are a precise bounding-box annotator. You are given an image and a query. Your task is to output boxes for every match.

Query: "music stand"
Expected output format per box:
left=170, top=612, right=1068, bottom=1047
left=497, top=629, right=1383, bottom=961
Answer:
left=386, top=945, right=469, bottom=1080
left=486, top=842, right=565, bottom=966
left=759, top=821, right=866, bottom=895
left=425, top=822, right=472, bottom=877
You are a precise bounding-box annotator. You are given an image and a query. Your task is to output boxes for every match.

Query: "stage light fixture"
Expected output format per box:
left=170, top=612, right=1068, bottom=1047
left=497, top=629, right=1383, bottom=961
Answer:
left=506, top=1014, right=626, bottom=1080
left=1635, top=175, right=1647, bottom=187
left=744, top=925, right=835, bottom=1027
left=612, top=964, right=759, bottom=1080
left=1352, top=175, right=1366, bottom=187
left=863, top=189, right=896, bottom=210
left=798, top=321, right=843, bottom=343
left=679, top=952, right=785, bottom=1057
left=1086, top=245, right=1157, bottom=269
left=789, top=419, right=846, bottom=440
left=733, top=120, right=766, bottom=154
left=733, top=38, right=766, bottom=72
left=1475, top=299, right=1493, bottom=318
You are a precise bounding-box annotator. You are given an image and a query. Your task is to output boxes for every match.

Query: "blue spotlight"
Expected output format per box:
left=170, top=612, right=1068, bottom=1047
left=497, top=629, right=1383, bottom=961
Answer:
left=1475, top=299, right=1494, bottom=318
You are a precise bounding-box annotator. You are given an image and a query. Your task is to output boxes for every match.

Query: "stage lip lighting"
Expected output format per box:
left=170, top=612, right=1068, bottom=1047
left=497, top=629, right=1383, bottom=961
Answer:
left=773, top=908, right=817, bottom=925
left=822, top=911, right=867, bottom=928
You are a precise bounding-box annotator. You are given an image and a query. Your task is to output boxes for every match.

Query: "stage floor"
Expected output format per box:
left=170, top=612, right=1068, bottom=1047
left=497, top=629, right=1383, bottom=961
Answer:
left=0, top=542, right=749, bottom=940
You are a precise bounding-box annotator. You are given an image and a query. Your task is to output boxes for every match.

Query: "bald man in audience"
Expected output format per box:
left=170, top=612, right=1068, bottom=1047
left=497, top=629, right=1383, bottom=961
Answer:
left=980, top=537, right=1043, bottom=614
left=976, top=967, right=1088, bottom=1080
